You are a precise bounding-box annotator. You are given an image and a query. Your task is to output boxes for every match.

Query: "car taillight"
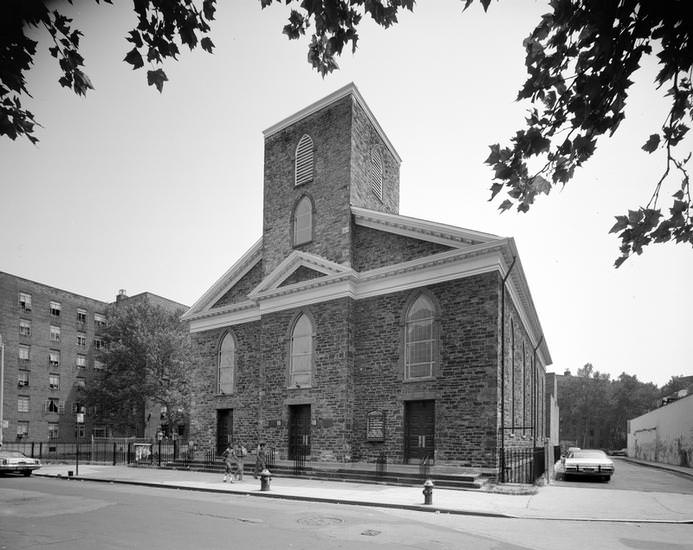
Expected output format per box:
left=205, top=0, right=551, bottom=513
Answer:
left=1, top=459, right=6, bottom=465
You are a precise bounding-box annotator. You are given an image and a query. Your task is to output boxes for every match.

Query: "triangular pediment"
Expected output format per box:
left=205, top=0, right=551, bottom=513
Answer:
left=248, top=251, right=352, bottom=298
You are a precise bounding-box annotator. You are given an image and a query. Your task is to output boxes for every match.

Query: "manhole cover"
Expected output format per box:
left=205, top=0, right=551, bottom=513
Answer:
left=297, top=515, right=344, bottom=527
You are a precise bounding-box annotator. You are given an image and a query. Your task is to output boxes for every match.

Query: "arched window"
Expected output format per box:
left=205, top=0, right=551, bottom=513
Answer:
left=404, top=294, right=437, bottom=380
left=290, top=314, right=313, bottom=387
left=295, top=134, right=314, bottom=186
left=293, top=196, right=312, bottom=246
left=217, top=332, right=235, bottom=394
left=369, top=149, right=383, bottom=200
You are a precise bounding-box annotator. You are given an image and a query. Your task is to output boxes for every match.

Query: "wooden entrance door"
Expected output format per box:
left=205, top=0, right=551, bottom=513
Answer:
left=216, top=409, right=233, bottom=456
left=288, top=404, right=311, bottom=460
left=404, top=400, right=435, bottom=463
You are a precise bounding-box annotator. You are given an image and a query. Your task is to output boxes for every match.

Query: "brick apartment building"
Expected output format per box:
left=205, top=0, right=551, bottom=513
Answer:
left=0, top=272, right=187, bottom=443
left=183, top=84, right=552, bottom=473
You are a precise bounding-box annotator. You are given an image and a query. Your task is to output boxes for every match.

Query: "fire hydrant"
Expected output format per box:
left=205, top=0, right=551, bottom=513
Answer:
left=423, top=479, right=434, bottom=505
left=260, top=468, right=272, bottom=491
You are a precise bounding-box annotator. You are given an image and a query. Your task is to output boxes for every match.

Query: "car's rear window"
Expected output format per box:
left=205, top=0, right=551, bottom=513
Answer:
left=571, top=450, right=606, bottom=459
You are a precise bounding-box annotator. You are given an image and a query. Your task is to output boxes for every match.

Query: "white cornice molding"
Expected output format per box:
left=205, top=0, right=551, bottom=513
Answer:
left=186, top=239, right=551, bottom=367
left=262, top=83, right=401, bottom=164
left=181, top=238, right=262, bottom=321
left=352, top=206, right=502, bottom=248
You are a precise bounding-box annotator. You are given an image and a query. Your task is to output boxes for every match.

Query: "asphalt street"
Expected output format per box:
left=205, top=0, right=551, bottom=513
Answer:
left=1, top=475, right=693, bottom=550
left=553, top=457, right=693, bottom=493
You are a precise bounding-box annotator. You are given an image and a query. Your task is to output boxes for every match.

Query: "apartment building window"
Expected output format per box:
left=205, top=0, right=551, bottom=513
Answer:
left=76, top=354, right=86, bottom=369
left=77, top=333, right=87, bottom=348
left=17, top=421, right=29, bottom=440
left=92, top=426, right=107, bottom=438
left=73, top=401, right=85, bottom=415
left=45, top=398, right=61, bottom=414
left=50, top=325, right=61, bottom=343
left=94, top=359, right=104, bottom=370
left=75, top=424, right=86, bottom=438
left=77, top=308, right=87, bottom=325
left=94, top=313, right=106, bottom=329
left=49, top=373, right=60, bottom=390
left=48, top=423, right=59, bottom=440
left=19, top=319, right=31, bottom=337
left=94, top=337, right=105, bottom=350
left=75, top=377, right=86, bottom=390
left=19, top=292, right=32, bottom=312
left=50, top=301, right=61, bottom=317
left=49, top=350, right=60, bottom=368
left=18, top=396, right=30, bottom=413
left=18, top=344, right=30, bottom=361
left=18, top=370, right=29, bottom=388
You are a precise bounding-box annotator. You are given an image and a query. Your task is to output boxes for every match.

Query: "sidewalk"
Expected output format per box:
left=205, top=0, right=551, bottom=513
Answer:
left=33, top=464, right=693, bottom=524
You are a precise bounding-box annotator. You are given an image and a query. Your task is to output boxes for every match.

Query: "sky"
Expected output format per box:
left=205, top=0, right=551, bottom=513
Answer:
left=1, top=0, right=691, bottom=388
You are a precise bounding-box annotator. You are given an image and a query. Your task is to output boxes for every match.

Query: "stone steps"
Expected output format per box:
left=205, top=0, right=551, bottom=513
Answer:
left=161, top=460, right=488, bottom=490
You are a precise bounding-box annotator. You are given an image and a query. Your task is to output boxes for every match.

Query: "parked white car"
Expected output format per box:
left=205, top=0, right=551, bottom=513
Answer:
left=0, top=450, right=42, bottom=477
left=558, top=449, right=614, bottom=482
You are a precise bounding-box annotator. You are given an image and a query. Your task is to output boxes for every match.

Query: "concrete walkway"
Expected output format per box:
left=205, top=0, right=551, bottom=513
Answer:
left=32, top=464, right=693, bottom=524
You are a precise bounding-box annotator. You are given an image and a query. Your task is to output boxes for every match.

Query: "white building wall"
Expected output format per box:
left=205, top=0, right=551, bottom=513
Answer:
left=627, top=394, right=693, bottom=466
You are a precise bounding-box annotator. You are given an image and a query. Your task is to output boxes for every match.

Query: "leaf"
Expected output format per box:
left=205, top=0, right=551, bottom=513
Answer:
left=147, top=69, right=168, bottom=92
left=200, top=37, right=215, bottom=53
left=609, top=216, right=628, bottom=234
left=498, top=199, right=513, bottom=212
left=641, top=133, right=660, bottom=153
left=124, top=47, right=144, bottom=69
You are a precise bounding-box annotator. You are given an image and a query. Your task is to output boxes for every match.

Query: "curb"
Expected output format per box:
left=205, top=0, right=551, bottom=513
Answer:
left=33, top=473, right=693, bottom=524
left=620, top=458, right=693, bottom=481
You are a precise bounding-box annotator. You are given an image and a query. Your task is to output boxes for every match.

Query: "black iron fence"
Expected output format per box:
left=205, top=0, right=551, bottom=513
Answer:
left=2, top=439, right=185, bottom=466
left=501, top=446, right=546, bottom=484
left=375, top=451, right=388, bottom=477
left=418, top=455, right=432, bottom=479
left=291, top=444, right=308, bottom=475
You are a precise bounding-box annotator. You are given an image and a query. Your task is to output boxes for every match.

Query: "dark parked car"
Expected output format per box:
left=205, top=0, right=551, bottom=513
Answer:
left=0, top=450, right=41, bottom=476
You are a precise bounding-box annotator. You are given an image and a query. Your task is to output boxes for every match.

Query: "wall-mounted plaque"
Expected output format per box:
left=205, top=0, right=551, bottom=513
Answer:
left=366, top=410, right=385, bottom=441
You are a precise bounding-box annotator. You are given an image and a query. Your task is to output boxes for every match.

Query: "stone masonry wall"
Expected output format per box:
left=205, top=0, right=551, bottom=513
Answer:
left=352, top=273, right=501, bottom=468
left=349, top=98, right=400, bottom=214
left=351, top=225, right=454, bottom=272
left=212, top=261, right=263, bottom=309
left=189, top=321, right=261, bottom=449
left=262, top=96, right=353, bottom=276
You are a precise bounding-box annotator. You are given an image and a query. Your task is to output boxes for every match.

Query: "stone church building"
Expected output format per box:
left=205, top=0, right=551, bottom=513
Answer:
left=183, top=84, right=552, bottom=472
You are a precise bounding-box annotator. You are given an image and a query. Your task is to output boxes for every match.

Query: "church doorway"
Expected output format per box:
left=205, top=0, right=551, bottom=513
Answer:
left=216, top=409, right=233, bottom=456
left=288, top=404, right=311, bottom=460
left=404, top=400, right=435, bottom=463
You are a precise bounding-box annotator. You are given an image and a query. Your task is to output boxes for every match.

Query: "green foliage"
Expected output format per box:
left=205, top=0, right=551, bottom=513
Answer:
left=270, top=0, right=692, bottom=264
left=84, top=299, right=194, bottom=437
left=558, top=365, right=659, bottom=449
left=0, top=0, right=216, bottom=143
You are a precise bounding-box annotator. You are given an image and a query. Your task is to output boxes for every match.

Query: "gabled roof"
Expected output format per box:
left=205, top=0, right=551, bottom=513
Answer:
left=181, top=239, right=262, bottom=321
left=352, top=206, right=502, bottom=248
left=183, top=211, right=551, bottom=367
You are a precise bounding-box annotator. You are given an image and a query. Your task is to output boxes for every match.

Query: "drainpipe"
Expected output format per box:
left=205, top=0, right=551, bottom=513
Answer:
left=499, top=256, right=516, bottom=483
left=531, top=335, right=544, bottom=449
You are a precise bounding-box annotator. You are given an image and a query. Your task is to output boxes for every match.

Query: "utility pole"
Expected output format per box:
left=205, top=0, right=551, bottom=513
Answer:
left=0, top=334, right=5, bottom=448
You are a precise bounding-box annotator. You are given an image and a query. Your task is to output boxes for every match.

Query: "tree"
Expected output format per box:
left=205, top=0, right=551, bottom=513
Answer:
left=1, top=0, right=216, bottom=143
left=85, top=298, right=194, bottom=437
left=263, top=0, right=692, bottom=265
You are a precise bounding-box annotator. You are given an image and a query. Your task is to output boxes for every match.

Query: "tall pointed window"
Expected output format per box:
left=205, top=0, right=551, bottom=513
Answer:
left=293, top=196, right=313, bottom=246
left=290, top=314, right=313, bottom=387
left=295, top=134, right=314, bottom=186
left=369, top=149, right=384, bottom=201
left=404, top=294, right=437, bottom=380
left=217, top=332, right=235, bottom=394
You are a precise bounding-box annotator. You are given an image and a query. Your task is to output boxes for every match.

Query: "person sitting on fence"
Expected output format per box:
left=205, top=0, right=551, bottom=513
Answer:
left=222, top=443, right=235, bottom=483
left=254, top=442, right=267, bottom=479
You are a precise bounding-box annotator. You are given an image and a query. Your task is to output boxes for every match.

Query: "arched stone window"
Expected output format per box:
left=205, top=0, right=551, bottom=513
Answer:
left=295, top=134, right=314, bottom=186
left=293, top=195, right=313, bottom=246
left=290, top=313, right=313, bottom=387
left=217, top=331, right=236, bottom=394
left=369, top=149, right=384, bottom=201
left=404, top=293, right=437, bottom=380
